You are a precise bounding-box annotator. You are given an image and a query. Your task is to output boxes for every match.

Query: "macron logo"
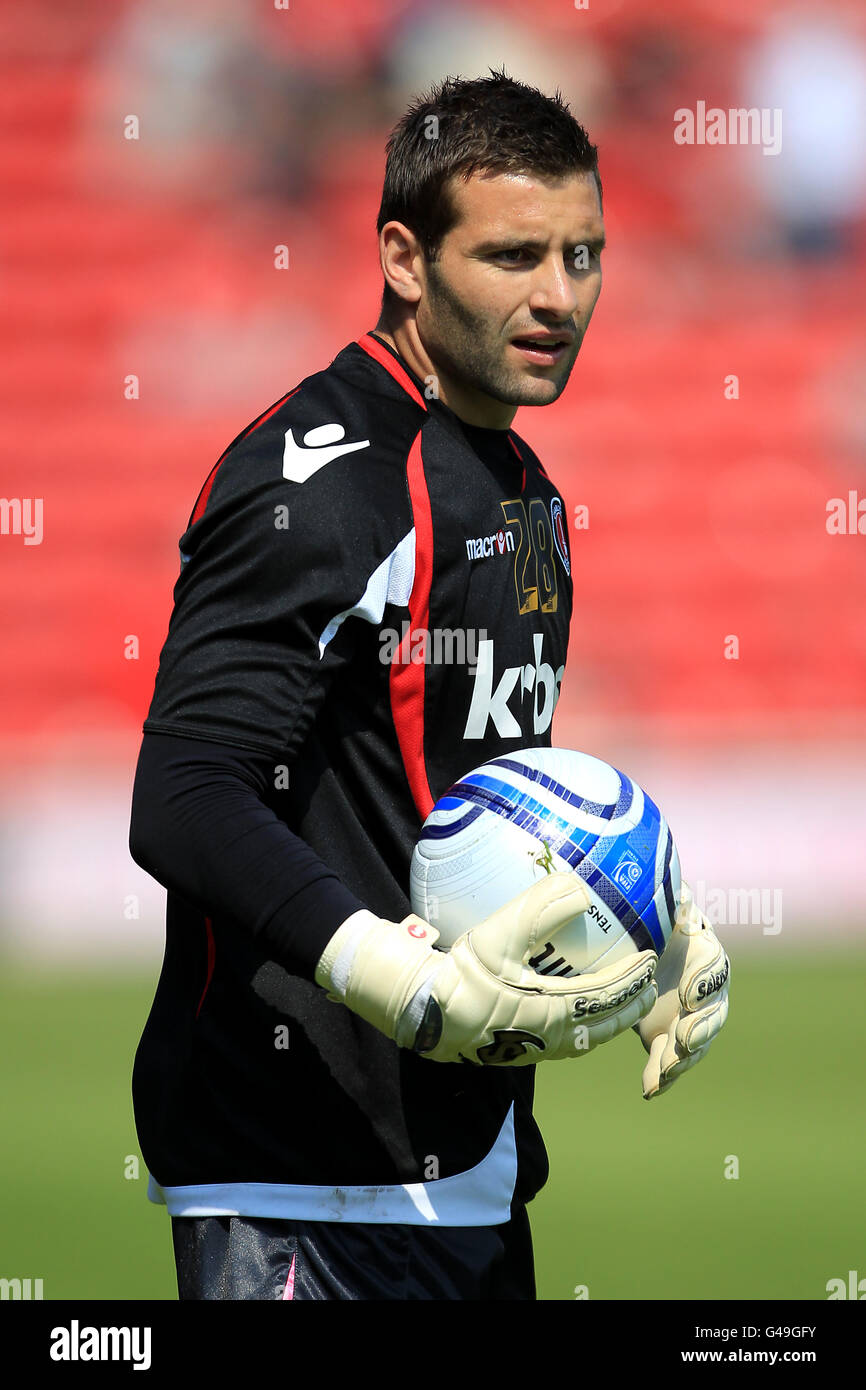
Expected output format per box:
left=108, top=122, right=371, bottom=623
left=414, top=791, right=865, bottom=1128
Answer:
left=282, top=423, right=370, bottom=482
left=466, top=529, right=515, bottom=561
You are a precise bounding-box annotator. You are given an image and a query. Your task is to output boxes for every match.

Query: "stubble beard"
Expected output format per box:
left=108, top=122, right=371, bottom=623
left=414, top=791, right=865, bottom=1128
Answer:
left=421, top=259, right=577, bottom=409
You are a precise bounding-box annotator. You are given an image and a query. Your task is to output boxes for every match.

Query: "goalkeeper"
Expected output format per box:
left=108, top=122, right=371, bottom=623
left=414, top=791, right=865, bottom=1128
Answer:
left=130, top=71, right=728, bottom=1302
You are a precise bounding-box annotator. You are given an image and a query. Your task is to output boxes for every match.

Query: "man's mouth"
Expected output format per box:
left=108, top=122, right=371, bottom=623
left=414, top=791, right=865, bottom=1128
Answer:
left=510, top=334, right=573, bottom=365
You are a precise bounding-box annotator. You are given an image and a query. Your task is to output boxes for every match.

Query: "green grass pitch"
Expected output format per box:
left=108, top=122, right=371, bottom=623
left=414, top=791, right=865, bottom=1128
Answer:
left=0, top=951, right=862, bottom=1300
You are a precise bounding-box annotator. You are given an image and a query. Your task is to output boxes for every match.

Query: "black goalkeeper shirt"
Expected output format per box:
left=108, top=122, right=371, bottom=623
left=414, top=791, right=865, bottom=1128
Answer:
left=130, top=331, right=575, bottom=1224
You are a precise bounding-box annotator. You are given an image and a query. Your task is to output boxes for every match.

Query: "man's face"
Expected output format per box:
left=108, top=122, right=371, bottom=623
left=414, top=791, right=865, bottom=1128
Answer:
left=415, top=169, right=604, bottom=416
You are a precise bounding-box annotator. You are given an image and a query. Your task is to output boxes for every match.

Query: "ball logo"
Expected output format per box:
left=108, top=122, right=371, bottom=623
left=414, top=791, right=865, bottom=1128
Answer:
left=611, top=853, right=641, bottom=891
left=407, top=924, right=427, bottom=939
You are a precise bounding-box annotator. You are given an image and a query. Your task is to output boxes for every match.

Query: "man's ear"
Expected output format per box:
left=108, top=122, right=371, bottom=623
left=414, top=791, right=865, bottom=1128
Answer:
left=379, top=220, right=424, bottom=306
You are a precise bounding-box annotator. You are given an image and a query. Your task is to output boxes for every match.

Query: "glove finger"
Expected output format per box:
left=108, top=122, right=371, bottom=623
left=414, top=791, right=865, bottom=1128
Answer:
left=654, top=1015, right=705, bottom=1082
left=565, top=978, right=657, bottom=1058
left=472, top=873, right=591, bottom=982
left=675, top=880, right=714, bottom=935
left=642, top=1037, right=709, bottom=1099
left=658, top=1027, right=684, bottom=1079
left=661, top=1044, right=708, bottom=1089
left=552, top=959, right=658, bottom=1060
left=678, top=938, right=729, bottom=1011
left=640, top=1033, right=669, bottom=1098
left=562, top=956, right=657, bottom=1038
left=558, top=948, right=657, bottom=1007
left=647, top=1069, right=678, bottom=1099
left=584, top=947, right=658, bottom=990
left=631, top=977, right=659, bottom=1025
left=603, top=979, right=658, bottom=1034
left=676, top=991, right=728, bottom=1053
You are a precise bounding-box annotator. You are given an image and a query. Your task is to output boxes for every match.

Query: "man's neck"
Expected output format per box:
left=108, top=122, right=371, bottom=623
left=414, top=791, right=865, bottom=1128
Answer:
left=370, top=318, right=516, bottom=431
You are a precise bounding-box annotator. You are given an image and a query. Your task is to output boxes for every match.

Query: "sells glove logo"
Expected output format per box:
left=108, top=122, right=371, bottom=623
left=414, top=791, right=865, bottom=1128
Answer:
left=573, top=963, right=655, bottom=1019
left=407, top=923, right=428, bottom=939
left=611, top=853, right=641, bottom=892
left=476, top=1029, right=546, bottom=1064
left=696, top=957, right=730, bottom=999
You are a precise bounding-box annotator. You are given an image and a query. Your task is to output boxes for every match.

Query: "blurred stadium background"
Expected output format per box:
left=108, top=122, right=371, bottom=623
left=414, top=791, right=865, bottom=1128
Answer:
left=1, top=0, right=864, bottom=1301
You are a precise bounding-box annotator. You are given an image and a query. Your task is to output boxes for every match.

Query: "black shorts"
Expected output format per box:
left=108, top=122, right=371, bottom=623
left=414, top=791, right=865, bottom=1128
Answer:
left=171, top=1209, right=536, bottom=1301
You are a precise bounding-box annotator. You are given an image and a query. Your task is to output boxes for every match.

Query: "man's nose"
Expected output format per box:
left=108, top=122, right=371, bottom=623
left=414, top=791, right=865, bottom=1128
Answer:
left=528, top=255, right=582, bottom=321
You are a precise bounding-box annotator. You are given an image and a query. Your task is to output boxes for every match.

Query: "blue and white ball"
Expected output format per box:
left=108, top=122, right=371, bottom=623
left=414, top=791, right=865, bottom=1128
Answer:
left=410, top=747, right=681, bottom=975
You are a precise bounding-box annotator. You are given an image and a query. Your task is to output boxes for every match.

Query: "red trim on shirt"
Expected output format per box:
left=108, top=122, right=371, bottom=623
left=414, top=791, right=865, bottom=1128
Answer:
left=190, top=388, right=300, bottom=525
left=508, top=432, right=549, bottom=491
left=356, top=333, right=428, bottom=412
left=389, top=433, right=435, bottom=820
left=507, top=433, right=527, bottom=493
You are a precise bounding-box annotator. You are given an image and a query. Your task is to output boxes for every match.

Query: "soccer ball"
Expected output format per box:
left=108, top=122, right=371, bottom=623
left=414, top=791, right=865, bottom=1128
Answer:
left=410, top=747, right=681, bottom=975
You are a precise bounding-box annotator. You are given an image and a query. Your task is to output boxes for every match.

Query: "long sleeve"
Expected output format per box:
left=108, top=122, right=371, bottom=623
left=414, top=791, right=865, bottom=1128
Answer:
left=129, top=730, right=367, bottom=979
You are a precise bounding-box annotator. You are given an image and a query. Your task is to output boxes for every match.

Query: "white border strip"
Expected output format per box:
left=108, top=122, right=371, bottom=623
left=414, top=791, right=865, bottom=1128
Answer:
left=147, top=1103, right=518, bottom=1227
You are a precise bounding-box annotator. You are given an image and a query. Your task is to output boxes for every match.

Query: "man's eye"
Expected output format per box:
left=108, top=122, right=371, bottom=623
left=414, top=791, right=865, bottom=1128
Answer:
left=571, top=247, right=602, bottom=267
left=496, top=249, right=529, bottom=264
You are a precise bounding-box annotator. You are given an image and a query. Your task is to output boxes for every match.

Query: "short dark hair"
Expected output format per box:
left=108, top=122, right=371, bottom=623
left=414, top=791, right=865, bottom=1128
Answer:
left=376, top=67, right=602, bottom=314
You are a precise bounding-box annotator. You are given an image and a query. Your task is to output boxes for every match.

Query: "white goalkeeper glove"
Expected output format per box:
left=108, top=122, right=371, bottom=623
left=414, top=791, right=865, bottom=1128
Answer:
left=315, top=872, right=658, bottom=1066
left=634, top=880, right=730, bottom=1099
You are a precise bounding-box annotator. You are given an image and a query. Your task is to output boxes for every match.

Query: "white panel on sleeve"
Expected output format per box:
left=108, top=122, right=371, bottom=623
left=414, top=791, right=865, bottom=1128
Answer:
left=317, top=528, right=416, bottom=657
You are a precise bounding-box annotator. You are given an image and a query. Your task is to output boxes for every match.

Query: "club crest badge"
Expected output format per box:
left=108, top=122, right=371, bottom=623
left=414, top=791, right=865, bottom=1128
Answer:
left=550, top=497, right=570, bottom=576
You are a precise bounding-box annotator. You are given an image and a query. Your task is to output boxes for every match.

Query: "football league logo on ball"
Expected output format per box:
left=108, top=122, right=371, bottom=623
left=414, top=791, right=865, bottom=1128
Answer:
left=611, top=853, right=642, bottom=892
